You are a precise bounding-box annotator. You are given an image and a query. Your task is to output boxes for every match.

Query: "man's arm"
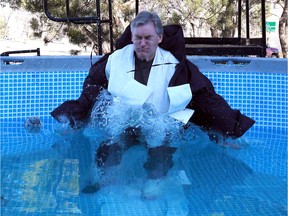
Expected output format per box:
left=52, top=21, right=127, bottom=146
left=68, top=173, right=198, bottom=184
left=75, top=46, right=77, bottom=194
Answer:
left=190, top=86, right=255, bottom=138
left=172, top=60, right=255, bottom=138
left=50, top=54, right=110, bottom=128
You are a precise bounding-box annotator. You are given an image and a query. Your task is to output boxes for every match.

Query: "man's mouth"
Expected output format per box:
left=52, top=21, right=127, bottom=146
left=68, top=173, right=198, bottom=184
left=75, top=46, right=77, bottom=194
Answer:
left=137, top=47, right=149, bottom=52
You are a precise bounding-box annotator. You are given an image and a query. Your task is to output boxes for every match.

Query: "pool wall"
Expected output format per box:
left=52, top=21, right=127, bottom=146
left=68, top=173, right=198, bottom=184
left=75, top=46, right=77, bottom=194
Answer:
left=1, top=55, right=287, bottom=131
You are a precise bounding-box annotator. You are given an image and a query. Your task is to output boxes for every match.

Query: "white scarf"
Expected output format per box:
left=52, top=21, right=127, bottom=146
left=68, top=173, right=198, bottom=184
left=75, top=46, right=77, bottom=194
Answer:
left=106, top=44, right=194, bottom=124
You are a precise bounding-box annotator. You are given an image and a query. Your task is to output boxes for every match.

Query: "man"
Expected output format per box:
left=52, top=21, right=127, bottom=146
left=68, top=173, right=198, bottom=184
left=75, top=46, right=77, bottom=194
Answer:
left=51, top=11, right=255, bottom=199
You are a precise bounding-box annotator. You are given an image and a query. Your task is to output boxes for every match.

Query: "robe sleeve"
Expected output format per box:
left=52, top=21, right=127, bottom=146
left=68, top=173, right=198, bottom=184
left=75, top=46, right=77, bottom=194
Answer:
left=50, top=54, right=110, bottom=128
left=190, top=86, right=255, bottom=138
left=180, top=60, right=255, bottom=138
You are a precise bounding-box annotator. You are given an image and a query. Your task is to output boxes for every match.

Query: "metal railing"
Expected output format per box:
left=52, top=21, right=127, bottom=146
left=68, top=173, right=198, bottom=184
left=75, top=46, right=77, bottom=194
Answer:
left=1, top=48, right=40, bottom=56
left=43, top=0, right=113, bottom=55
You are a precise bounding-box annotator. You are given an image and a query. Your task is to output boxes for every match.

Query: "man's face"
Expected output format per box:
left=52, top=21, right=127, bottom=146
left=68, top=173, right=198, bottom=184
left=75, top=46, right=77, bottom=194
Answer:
left=131, top=22, right=162, bottom=62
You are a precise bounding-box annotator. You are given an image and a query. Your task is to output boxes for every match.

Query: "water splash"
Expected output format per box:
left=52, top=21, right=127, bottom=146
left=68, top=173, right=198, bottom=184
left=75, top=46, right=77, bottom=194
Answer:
left=87, top=89, right=184, bottom=148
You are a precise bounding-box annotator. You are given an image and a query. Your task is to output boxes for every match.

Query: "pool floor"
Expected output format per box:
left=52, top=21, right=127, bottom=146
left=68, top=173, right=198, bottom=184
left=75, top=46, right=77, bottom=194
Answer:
left=1, top=118, right=287, bottom=216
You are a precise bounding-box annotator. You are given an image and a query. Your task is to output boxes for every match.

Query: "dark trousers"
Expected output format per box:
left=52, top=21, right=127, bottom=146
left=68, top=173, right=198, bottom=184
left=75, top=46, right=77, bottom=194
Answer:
left=96, top=127, right=177, bottom=179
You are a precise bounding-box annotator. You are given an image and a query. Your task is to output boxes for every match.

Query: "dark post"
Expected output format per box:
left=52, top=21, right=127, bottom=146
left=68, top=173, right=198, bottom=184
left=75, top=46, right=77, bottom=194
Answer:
left=238, top=0, right=242, bottom=42
left=246, top=0, right=250, bottom=40
left=261, top=0, right=266, bottom=57
left=96, top=0, right=102, bottom=54
left=108, top=0, right=113, bottom=52
left=136, top=0, right=139, bottom=15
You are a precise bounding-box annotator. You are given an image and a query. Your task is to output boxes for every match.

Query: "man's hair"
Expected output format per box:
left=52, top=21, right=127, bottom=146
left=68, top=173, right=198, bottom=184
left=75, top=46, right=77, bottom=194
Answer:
left=130, top=11, right=163, bottom=36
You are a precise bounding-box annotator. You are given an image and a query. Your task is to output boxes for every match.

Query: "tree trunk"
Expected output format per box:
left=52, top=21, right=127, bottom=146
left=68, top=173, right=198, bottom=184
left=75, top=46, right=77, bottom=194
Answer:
left=279, top=0, right=288, bottom=58
left=210, top=27, right=219, bottom=37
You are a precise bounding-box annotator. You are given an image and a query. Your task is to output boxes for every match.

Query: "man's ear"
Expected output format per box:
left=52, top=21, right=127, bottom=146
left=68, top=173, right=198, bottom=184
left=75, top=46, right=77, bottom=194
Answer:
left=158, top=35, right=163, bottom=43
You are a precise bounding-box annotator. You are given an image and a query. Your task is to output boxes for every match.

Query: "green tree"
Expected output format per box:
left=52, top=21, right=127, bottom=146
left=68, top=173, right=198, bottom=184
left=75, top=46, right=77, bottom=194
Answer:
left=0, top=16, right=5, bottom=38
left=138, top=0, right=263, bottom=38
left=9, top=0, right=266, bottom=54
left=10, top=0, right=135, bottom=54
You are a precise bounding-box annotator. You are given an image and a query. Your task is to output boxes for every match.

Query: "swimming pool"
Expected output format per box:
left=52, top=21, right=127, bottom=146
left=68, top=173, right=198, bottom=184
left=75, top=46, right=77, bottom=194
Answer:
left=0, top=56, right=287, bottom=215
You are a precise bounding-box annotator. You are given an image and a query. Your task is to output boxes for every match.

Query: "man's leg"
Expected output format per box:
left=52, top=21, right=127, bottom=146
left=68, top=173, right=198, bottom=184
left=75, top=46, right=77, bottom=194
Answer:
left=142, top=145, right=177, bottom=199
left=82, top=127, right=142, bottom=193
left=143, top=146, right=177, bottom=179
left=96, top=141, right=123, bottom=167
left=96, top=127, right=142, bottom=167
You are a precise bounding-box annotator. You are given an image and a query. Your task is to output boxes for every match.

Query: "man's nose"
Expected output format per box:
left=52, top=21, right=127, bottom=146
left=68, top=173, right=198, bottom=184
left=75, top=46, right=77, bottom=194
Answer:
left=140, top=38, right=147, bottom=46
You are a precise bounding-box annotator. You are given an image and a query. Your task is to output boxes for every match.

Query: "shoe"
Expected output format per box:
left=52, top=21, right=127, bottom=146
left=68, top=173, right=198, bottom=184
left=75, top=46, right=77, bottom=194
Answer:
left=81, top=182, right=100, bottom=193
left=81, top=166, right=103, bottom=194
left=141, top=178, right=168, bottom=200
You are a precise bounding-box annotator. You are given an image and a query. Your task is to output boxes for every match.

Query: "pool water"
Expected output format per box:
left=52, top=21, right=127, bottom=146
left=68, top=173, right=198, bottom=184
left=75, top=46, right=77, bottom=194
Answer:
left=1, top=117, right=286, bottom=215
left=0, top=56, right=287, bottom=215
